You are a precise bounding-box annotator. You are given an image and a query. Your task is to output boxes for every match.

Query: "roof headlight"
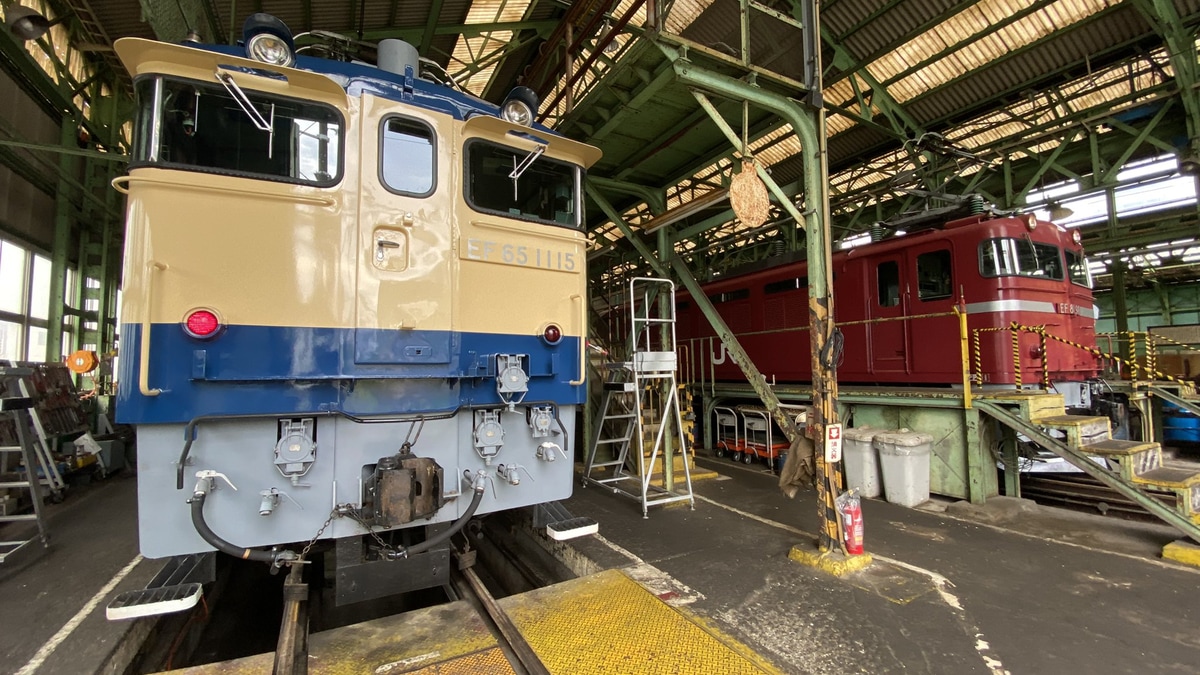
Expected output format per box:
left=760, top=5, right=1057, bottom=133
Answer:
left=247, top=32, right=294, bottom=66
left=500, top=86, right=538, bottom=126
left=242, top=13, right=295, bottom=67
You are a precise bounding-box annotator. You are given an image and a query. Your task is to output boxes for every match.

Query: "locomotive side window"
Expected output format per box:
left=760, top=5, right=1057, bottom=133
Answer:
left=979, top=238, right=1065, bottom=281
left=1065, top=250, right=1092, bottom=288
left=764, top=277, right=808, bottom=294
left=464, top=140, right=580, bottom=228
left=132, top=76, right=342, bottom=186
left=916, top=250, right=952, bottom=301
left=708, top=289, right=750, bottom=303
left=380, top=117, right=435, bottom=196
left=877, top=261, right=900, bottom=307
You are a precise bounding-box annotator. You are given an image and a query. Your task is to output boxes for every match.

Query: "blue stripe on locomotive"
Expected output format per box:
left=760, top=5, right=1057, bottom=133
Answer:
left=116, top=323, right=584, bottom=424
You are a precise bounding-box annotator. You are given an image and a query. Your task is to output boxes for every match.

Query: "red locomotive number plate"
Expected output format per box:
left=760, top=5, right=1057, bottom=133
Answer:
left=1056, top=302, right=1077, bottom=315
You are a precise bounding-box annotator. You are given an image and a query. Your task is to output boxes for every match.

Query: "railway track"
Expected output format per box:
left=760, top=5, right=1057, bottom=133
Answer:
left=450, top=559, right=552, bottom=675
left=136, top=512, right=566, bottom=674
left=1019, top=473, right=1177, bottom=522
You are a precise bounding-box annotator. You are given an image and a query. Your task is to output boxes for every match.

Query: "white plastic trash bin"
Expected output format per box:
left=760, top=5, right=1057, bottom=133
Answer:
left=842, top=426, right=882, bottom=498
left=873, top=430, right=934, bottom=507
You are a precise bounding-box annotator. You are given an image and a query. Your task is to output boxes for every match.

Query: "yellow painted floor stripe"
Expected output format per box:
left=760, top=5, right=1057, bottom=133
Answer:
left=500, top=569, right=781, bottom=674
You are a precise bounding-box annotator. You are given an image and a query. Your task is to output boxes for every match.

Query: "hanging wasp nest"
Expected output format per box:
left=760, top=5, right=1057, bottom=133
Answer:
left=729, top=159, right=770, bottom=229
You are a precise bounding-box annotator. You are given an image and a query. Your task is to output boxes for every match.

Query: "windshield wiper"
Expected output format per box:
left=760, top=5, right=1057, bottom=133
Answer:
left=215, top=70, right=277, bottom=158
left=509, top=144, right=546, bottom=200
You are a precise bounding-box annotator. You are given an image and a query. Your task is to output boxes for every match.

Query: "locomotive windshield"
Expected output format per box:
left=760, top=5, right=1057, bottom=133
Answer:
left=978, top=238, right=1065, bottom=280
left=131, top=76, right=342, bottom=186
left=1065, top=250, right=1092, bottom=288
left=464, top=140, right=580, bottom=229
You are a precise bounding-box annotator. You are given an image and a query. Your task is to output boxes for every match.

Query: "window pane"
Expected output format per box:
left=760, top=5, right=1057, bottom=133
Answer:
left=466, top=141, right=579, bottom=228
left=0, top=320, right=21, bottom=361
left=381, top=118, right=434, bottom=195
left=30, top=255, right=51, bottom=320
left=877, top=261, right=900, bottom=307
left=917, top=250, right=953, bottom=301
left=0, top=241, right=26, bottom=314
left=26, top=326, right=47, bottom=362
left=764, top=277, right=807, bottom=294
left=1066, top=250, right=1091, bottom=287
left=1014, top=241, right=1064, bottom=280
left=134, top=77, right=343, bottom=186
left=980, top=238, right=1064, bottom=280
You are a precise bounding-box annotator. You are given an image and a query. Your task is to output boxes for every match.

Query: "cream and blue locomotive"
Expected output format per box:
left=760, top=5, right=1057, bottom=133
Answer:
left=114, top=15, right=600, bottom=601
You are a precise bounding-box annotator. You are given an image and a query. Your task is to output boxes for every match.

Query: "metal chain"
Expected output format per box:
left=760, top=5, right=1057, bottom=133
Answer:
left=298, top=507, right=341, bottom=562
left=343, top=508, right=403, bottom=559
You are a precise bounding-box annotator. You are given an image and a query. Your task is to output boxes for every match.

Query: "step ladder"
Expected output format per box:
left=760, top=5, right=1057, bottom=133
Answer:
left=0, top=395, right=50, bottom=565
left=977, top=391, right=1200, bottom=546
left=583, top=277, right=694, bottom=517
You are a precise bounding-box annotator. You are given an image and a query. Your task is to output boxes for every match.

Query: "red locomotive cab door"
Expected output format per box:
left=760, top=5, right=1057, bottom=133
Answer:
left=869, top=257, right=909, bottom=375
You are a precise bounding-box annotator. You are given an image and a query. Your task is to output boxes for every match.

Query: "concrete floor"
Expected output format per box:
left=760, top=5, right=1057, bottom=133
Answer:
left=0, top=473, right=156, bottom=675
left=564, top=454, right=1200, bottom=674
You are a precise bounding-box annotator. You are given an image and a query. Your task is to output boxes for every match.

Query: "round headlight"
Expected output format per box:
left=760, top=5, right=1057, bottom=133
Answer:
left=501, top=98, right=533, bottom=126
left=247, top=32, right=294, bottom=67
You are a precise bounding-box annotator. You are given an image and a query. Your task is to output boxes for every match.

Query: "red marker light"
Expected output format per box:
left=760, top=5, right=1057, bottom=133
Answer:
left=184, top=310, right=221, bottom=338
left=543, top=324, right=562, bottom=344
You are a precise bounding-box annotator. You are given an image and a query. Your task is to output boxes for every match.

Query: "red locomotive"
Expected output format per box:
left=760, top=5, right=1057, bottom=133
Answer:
left=675, top=211, right=1100, bottom=396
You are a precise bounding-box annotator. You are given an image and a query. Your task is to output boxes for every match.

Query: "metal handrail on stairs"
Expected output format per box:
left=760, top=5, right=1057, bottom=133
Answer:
left=975, top=400, right=1200, bottom=545
left=1144, top=385, right=1200, bottom=418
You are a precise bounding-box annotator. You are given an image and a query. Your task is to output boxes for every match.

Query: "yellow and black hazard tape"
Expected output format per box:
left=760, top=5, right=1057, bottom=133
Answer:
left=1037, top=328, right=1186, bottom=385
left=970, top=326, right=1011, bottom=382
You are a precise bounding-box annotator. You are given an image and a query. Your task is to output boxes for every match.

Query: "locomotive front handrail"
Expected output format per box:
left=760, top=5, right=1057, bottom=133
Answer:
left=570, top=293, right=586, bottom=385
left=139, top=260, right=168, bottom=397
left=111, top=174, right=337, bottom=207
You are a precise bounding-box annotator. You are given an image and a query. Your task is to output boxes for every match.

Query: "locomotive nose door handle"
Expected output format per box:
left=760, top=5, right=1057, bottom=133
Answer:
left=376, top=239, right=400, bottom=261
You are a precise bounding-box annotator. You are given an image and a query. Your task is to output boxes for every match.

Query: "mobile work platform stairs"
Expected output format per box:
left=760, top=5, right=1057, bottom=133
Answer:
left=583, top=278, right=694, bottom=517
left=0, top=395, right=50, bottom=566
left=975, top=390, right=1200, bottom=549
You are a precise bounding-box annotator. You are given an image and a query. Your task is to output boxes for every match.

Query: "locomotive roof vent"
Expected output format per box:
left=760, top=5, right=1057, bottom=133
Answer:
left=378, top=39, right=420, bottom=79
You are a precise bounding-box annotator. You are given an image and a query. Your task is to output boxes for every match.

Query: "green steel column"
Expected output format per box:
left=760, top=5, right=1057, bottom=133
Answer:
left=1112, top=259, right=1131, bottom=366
left=964, top=407, right=987, bottom=504
left=658, top=228, right=675, bottom=492
left=45, top=120, right=79, bottom=362
left=671, top=61, right=844, bottom=553
left=1002, top=429, right=1021, bottom=498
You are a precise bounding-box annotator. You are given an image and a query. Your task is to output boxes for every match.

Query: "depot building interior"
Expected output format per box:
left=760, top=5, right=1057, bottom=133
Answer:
left=2, top=0, right=1200, bottom=673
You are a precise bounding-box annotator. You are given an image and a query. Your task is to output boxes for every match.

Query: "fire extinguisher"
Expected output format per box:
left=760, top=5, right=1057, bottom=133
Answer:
left=835, top=489, right=864, bottom=555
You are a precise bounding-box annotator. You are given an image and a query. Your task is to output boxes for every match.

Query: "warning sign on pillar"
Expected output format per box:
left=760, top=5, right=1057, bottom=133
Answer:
left=825, top=423, right=843, bottom=463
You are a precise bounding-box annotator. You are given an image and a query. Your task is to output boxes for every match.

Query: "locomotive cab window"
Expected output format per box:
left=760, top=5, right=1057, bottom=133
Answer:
left=380, top=117, right=435, bottom=196
left=465, top=140, right=580, bottom=228
left=132, top=76, right=342, bottom=186
left=1066, top=250, right=1092, bottom=288
left=979, top=238, right=1065, bottom=281
left=877, top=261, right=900, bottom=307
left=917, top=250, right=952, bottom=301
